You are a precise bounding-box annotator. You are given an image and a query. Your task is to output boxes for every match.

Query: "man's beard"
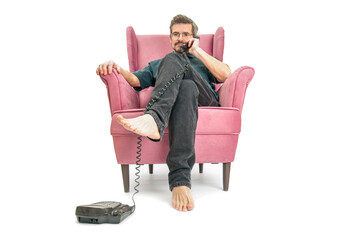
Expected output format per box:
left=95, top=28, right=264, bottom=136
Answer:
left=173, top=42, right=188, bottom=53
left=174, top=42, right=185, bottom=53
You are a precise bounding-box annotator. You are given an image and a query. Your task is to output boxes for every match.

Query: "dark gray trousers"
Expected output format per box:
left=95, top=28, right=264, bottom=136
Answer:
left=144, top=52, right=219, bottom=191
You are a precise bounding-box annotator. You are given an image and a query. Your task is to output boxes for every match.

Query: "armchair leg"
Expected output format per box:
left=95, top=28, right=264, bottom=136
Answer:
left=121, top=164, right=130, bottom=193
left=199, top=163, right=203, bottom=173
left=223, top=162, right=231, bottom=191
left=149, top=164, right=153, bottom=174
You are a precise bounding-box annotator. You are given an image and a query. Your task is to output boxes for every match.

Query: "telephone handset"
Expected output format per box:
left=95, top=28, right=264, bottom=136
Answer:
left=181, top=42, right=191, bottom=52
left=181, top=37, right=199, bottom=52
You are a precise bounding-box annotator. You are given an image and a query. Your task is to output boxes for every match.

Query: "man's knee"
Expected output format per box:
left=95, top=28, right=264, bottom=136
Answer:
left=164, top=51, right=183, bottom=60
left=161, top=52, right=184, bottom=65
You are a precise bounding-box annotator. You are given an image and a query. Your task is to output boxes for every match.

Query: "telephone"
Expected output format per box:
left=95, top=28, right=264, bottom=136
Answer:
left=181, top=42, right=191, bottom=52
left=181, top=37, right=199, bottom=52
left=76, top=201, right=134, bottom=224
left=75, top=137, right=142, bottom=224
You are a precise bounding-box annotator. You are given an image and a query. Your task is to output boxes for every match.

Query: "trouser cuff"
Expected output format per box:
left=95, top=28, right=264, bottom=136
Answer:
left=169, top=182, right=191, bottom=192
left=144, top=109, right=165, bottom=142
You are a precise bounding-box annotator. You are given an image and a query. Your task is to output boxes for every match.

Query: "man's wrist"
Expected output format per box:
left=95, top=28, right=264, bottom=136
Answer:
left=190, top=46, right=202, bottom=58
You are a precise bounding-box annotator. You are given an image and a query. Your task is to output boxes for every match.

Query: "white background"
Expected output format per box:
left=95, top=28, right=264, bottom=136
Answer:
left=1, top=0, right=360, bottom=239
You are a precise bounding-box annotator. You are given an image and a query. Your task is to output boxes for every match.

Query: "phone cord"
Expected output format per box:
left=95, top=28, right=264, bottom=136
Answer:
left=130, top=135, right=142, bottom=214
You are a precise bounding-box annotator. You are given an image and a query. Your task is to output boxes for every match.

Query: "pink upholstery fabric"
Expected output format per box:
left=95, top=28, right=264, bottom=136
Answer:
left=111, top=107, right=242, bottom=136
left=218, top=66, right=255, bottom=110
left=134, top=35, right=174, bottom=71
left=126, top=26, right=138, bottom=73
left=111, top=134, right=240, bottom=165
left=101, top=26, right=255, bottom=167
left=110, top=107, right=241, bottom=165
left=100, top=70, right=139, bottom=113
left=213, top=27, right=224, bottom=62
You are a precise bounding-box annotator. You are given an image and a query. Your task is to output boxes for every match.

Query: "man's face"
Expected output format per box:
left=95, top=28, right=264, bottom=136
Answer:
left=170, top=23, right=193, bottom=53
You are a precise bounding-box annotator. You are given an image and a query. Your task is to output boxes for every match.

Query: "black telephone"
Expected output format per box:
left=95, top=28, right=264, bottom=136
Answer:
left=181, top=42, right=191, bottom=52
left=181, top=37, right=199, bottom=52
left=76, top=201, right=134, bottom=224
left=76, top=137, right=142, bottom=224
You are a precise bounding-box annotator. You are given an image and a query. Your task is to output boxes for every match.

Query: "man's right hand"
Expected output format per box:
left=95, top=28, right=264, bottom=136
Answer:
left=96, top=61, right=122, bottom=75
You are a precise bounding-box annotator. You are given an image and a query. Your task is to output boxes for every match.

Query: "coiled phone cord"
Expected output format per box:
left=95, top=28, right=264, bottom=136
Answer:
left=130, top=135, right=142, bottom=214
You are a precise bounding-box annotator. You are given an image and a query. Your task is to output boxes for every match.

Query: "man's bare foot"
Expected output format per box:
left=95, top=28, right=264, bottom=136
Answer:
left=172, top=186, right=194, bottom=212
left=116, top=114, right=161, bottom=140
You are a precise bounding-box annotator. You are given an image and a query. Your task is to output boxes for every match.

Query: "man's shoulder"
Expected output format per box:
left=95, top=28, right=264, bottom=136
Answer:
left=149, top=57, right=164, bottom=65
left=147, top=57, right=164, bottom=72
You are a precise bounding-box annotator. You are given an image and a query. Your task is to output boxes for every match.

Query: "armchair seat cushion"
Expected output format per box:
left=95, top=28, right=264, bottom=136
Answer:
left=110, top=107, right=242, bottom=136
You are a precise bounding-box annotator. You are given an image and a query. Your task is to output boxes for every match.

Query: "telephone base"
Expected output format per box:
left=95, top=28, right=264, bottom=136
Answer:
left=76, top=201, right=134, bottom=224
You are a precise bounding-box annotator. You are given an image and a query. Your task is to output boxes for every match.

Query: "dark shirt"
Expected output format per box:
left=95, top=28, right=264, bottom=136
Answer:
left=133, top=53, right=220, bottom=99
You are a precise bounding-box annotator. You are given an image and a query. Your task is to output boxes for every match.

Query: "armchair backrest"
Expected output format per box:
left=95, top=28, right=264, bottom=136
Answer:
left=126, top=26, right=225, bottom=73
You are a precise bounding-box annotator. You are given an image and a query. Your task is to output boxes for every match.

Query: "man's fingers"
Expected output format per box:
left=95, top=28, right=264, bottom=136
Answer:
left=107, top=61, right=114, bottom=75
left=102, top=64, right=108, bottom=75
left=96, top=61, right=120, bottom=76
left=97, top=64, right=102, bottom=75
left=188, top=39, right=194, bottom=47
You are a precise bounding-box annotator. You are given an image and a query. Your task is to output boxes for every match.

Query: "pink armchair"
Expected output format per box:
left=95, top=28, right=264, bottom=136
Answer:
left=100, top=26, right=254, bottom=192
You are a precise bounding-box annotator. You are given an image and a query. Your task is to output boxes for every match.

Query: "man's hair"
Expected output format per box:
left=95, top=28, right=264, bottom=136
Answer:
left=169, top=14, right=198, bottom=36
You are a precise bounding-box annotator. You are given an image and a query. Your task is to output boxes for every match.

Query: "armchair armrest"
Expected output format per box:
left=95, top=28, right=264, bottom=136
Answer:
left=100, top=69, right=140, bottom=115
left=217, top=66, right=255, bottom=110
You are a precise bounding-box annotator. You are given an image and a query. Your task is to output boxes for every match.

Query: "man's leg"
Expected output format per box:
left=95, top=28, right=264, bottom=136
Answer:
left=166, top=63, right=219, bottom=211
left=167, top=79, right=198, bottom=211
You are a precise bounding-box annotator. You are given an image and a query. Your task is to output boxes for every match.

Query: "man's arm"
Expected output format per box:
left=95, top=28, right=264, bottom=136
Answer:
left=189, top=39, right=232, bottom=83
left=96, top=61, right=141, bottom=87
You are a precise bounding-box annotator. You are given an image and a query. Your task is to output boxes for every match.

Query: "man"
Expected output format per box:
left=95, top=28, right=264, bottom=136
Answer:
left=96, top=15, right=231, bottom=212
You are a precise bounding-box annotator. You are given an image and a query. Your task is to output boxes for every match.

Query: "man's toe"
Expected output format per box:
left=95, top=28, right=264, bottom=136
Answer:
left=187, top=203, right=194, bottom=211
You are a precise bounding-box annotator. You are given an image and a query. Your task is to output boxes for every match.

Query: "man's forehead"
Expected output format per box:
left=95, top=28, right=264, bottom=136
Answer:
left=171, top=23, right=192, bottom=32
